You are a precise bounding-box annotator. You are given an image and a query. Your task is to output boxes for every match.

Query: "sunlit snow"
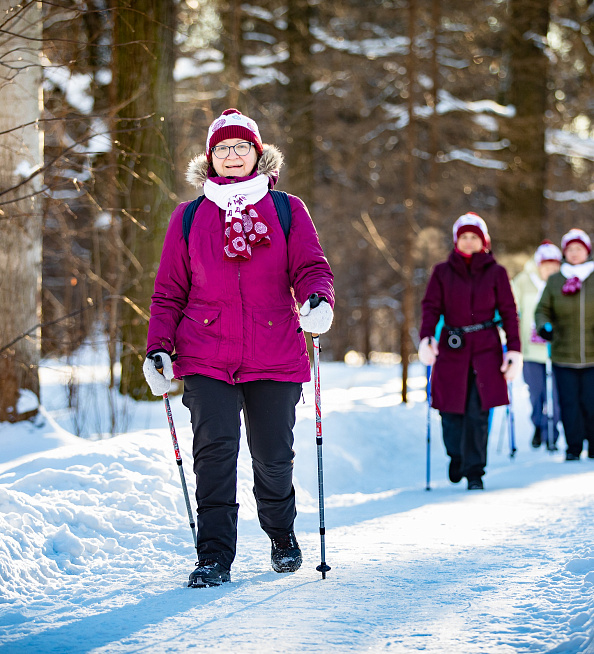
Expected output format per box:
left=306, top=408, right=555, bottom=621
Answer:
left=0, top=352, right=593, bottom=653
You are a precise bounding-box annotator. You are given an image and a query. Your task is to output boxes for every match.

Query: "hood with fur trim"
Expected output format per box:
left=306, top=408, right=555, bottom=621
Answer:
left=185, top=144, right=284, bottom=189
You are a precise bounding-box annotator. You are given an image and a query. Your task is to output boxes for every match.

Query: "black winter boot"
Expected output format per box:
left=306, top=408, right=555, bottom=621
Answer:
left=188, top=560, right=230, bottom=588
left=531, top=426, right=542, bottom=448
left=448, top=457, right=463, bottom=483
left=467, top=478, right=484, bottom=490
left=271, top=531, right=302, bottom=573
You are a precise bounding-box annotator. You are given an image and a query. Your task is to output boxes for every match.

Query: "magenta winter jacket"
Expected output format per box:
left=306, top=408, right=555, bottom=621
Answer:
left=146, top=148, right=334, bottom=385
left=420, top=250, right=520, bottom=414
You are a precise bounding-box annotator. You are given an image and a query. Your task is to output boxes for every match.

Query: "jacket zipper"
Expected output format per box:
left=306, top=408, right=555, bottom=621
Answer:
left=580, top=279, right=585, bottom=364
left=235, top=263, right=241, bottom=383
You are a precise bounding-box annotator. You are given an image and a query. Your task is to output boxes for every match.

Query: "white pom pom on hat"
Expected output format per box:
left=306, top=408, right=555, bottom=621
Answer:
left=452, top=212, right=491, bottom=250
left=534, top=240, right=562, bottom=266
left=561, top=228, right=592, bottom=254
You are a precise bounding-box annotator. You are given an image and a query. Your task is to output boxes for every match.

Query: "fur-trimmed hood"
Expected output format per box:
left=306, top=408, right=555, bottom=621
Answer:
left=185, top=144, right=284, bottom=190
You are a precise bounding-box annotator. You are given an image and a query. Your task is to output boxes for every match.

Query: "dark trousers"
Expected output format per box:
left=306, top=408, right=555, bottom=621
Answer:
left=522, top=361, right=560, bottom=442
left=182, top=375, right=302, bottom=569
left=553, top=365, right=594, bottom=457
left=440, top=370, right=490, bottom=480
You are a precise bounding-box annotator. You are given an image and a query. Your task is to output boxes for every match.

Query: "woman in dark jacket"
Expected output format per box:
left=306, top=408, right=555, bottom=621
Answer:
left=142, top=109, right=334, bottom=587
left=535, top=228, right=594, bottom=461
left=418, top=213, right=521, bottom=490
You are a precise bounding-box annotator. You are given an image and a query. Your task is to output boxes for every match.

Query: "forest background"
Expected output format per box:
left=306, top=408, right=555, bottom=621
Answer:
left=1, top=0, right=593, bottom=428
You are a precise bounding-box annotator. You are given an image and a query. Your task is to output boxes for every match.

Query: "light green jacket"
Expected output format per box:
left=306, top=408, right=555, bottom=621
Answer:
left=511, top=259, right=549, bottom=364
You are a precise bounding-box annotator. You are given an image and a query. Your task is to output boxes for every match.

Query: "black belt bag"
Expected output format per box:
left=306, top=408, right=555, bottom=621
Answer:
left=444, top=319, right=501, bottom=349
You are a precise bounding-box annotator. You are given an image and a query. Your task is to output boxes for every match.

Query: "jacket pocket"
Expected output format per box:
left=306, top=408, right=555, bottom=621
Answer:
left=251, top=307, right=305, bottom=367
left=175, top=304, right=221, bottom=357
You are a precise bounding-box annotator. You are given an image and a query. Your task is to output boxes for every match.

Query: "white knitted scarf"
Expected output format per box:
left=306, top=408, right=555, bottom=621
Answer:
left=529, top=272, right=546, bottom=298
left=560, top=261, right=594, bottom=281
left=203, top=174, right=269, bottom=216
left=203, top=174, right=271, bottom=260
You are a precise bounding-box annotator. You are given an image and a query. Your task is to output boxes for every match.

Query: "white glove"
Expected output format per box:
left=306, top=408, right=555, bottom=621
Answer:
left=299, top=297, right=334, bottom=334
left=500, top=350, right=523, bottom=382
left=143, top=351, right=174, bottom=396
left=418, top=337, right=439, bottom=366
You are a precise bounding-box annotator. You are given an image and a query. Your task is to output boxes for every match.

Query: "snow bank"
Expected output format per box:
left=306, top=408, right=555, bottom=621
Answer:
left=0, top=361, right=593, bottom=653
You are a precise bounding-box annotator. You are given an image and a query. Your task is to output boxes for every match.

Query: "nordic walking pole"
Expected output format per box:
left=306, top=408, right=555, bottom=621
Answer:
left=545, top=331, right=555, bottom=451
left=153, top=354, right=198, bottom=555
left=310, top=295, right=331, bottom=580
left=425, top=363, right=432, bottom=491
left=502, top=344, right=517, bottom=458
left=507, top=381, right=517, bottom=458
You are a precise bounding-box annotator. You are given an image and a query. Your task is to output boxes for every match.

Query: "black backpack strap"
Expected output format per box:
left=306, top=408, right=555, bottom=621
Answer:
left=183, top=191, right=291, bottom=246
left=182, top=195, right=205, bottom=246
left=270, top=190, right=292, bottom=241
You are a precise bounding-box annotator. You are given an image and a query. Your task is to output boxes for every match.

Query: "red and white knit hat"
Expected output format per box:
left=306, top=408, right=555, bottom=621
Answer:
left=561, top=228, right=592, bottom=254
left=206, top=108, right=263, bottom=159
left=452, top=213, right=491, bottom=250
left=534, top=240, right=562, bottom=266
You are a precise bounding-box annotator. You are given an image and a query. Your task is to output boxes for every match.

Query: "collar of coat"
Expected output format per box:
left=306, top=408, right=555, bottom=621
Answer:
left=185, top=144, right=284, bottom=190
left=449, top=249, right=495, bottom=275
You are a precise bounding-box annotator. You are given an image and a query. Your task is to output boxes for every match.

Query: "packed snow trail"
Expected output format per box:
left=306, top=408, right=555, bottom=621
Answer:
left=0, top=362, right=593, bottom=653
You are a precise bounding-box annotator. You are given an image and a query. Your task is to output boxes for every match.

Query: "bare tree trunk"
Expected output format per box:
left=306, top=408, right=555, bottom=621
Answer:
left=360, top=245, right=371, bottom=361
left=0, top=0, right=43, bottom=422
left=428, top=0, right=441, bottom=227
left=285, top=0, right=315, bottom=208
left=112, top=1, right=177, bottom=400
left=220, top=0, right=243, bottom=109
left=499, top=0, right=550, bottom=253
left=401, top=0, right=417, bottom=403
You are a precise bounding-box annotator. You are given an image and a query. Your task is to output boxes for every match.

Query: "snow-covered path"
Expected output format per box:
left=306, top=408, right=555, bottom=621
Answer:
left=1, top=361, right=593, bottom=653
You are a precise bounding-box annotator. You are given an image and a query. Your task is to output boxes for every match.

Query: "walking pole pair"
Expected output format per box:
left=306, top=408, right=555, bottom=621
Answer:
left=309, top=295, right=331, bottom=580
left=153, top=354, right=198, bottom=555
left=425, top=364, right=432, bottom=491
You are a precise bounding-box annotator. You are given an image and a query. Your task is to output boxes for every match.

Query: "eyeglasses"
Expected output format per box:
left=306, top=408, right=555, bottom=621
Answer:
left=211, top=141, right=253, bottom=159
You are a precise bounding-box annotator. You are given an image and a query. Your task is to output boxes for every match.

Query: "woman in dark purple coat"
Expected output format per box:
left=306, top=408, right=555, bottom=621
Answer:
left=142, top=109, right=334, bottom=587
left=418, top=214, right=521, bottom=490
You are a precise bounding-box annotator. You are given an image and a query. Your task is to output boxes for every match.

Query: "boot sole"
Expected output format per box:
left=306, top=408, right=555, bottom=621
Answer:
left=188, top=570, right=231, bottom=588
left=188, top=576, right=230, bottom=588
left=272, top=556, right=303, bottom=573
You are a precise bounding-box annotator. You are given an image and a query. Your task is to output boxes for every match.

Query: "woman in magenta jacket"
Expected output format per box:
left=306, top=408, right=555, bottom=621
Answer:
left=142, top=109, right=334, bottom=587
left=418, top=214, right=521, bottom=490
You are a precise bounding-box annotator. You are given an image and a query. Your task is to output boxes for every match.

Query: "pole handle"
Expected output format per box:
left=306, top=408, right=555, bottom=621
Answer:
left=150, top=351, right=177, bottom=375
left=309, top=296, right=321, bottom=339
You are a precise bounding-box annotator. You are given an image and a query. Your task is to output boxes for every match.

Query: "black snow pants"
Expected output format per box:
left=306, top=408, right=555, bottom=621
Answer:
left=182, top=375, right=302, bottom=570
left=553, top=364, right=594, bottom=458
left=439, top=369, right=490, bottom=481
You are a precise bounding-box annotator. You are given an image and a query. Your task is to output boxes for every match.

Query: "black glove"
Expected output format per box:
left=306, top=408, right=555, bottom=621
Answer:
left=538, top=323, right=553, bottom=342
